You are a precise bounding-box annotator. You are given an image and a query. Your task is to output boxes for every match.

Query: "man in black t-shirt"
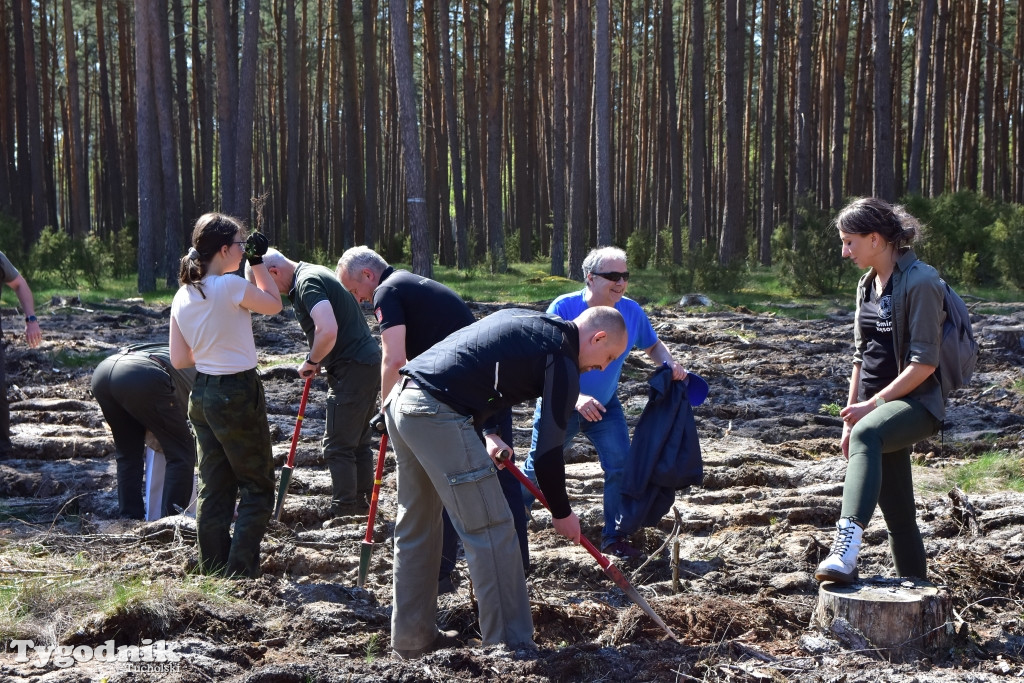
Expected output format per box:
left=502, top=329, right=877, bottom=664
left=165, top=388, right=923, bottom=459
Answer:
left=337, top=247, right=529, bottom=589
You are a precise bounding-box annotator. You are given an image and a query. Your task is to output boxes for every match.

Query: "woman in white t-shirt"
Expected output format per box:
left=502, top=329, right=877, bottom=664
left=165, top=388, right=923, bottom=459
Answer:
left=169, top=212, right=282, bottom=578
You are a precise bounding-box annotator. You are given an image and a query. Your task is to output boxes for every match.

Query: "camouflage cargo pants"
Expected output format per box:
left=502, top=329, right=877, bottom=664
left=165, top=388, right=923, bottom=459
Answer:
left=189, top=369, right=274, bottom=578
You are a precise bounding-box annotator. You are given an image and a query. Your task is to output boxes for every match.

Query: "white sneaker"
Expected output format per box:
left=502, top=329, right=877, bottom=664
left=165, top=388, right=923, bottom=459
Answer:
left=814, top=517, right=863, bottom=584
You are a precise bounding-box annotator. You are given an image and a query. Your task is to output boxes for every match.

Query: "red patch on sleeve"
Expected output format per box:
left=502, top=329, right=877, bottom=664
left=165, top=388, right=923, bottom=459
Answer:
left=374, top=307, right=383, bottom=323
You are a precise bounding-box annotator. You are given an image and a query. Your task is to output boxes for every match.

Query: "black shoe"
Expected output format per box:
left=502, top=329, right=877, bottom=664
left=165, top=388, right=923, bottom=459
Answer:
left=331, top=501, right=369, bottom=518
left=603, top=540, right=645, bottom=560
left=437, top=570, right=461, bottom=595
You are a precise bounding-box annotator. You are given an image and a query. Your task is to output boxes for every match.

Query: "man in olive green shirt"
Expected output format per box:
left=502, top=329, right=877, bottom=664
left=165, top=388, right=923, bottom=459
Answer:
left=251, top=249, right=381, bottom=515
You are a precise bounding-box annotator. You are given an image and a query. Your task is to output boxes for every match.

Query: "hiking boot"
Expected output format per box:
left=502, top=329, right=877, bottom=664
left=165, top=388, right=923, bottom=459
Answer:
left=814, top=517, right=863, bottom=584
left=602, top=540, right=645, bottom=560
left=392, top=629, right=461, bottom=660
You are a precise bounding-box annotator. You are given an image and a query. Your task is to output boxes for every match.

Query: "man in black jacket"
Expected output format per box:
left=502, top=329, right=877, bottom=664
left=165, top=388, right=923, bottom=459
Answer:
left=337, top=246, right=530, bottom=591
left=382, top=306, right=626, bottom=658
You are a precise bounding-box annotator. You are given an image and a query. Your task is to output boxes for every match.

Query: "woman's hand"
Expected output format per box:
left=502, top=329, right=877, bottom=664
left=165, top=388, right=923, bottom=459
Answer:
left=839, top=400, right=874, bottom=428
left=841, top=422, right=852, bottom=461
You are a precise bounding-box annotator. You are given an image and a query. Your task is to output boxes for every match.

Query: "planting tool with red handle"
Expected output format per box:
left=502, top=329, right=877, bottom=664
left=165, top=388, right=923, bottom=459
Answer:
left=497, top=450, right=679, bottom=641
left=357, top=416, right=389, bottom=587
left=273, top=375, right=313, bottom=521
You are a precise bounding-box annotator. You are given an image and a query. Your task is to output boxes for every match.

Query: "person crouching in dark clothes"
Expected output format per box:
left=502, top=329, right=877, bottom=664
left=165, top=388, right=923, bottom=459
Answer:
left=91, top=343, right=196, bottom=519
left=337, top=246, right=529, bottom=592
left=383, top=306, right=627, bottom=658
left=169, top=213, right=283, bottom=578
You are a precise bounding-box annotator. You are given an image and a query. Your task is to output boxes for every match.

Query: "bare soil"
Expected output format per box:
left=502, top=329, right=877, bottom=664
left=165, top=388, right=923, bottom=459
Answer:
left=1, top=295, right=1022, bottom=682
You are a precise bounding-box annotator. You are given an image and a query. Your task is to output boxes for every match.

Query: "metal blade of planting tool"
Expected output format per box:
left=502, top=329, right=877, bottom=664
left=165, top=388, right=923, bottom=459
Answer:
left=498, top=451, right=679, bottom=641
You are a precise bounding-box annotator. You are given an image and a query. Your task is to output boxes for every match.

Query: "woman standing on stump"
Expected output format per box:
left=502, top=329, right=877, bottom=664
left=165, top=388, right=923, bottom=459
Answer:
left=169, top=213, right=282, bottom=578
left=815, top=198, right=946, bottom=584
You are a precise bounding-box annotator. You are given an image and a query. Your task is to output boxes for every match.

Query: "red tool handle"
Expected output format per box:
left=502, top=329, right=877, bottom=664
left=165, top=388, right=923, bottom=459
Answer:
left=286, top=375, right=313, bottom=468
left=363, top=433, right=389, bottom=545
left=497, top=450, right=612, bottom=570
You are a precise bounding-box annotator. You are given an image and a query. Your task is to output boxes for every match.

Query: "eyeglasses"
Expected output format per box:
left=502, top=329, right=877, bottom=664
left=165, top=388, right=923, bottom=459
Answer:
left=592, top=271, right=630, bottom=282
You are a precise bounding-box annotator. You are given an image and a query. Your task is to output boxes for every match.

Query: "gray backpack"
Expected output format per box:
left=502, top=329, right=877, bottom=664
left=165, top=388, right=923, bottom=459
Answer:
left=912, top=260, right=979, bottom=398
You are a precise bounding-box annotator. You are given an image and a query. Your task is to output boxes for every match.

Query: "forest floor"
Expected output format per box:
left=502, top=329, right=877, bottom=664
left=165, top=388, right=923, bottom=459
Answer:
left=0, top=293, right=1022, bottom=682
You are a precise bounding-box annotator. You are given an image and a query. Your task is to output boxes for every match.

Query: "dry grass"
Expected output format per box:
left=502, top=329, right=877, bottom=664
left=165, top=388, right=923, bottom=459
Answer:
left=0, top=530, right=236, bottom=645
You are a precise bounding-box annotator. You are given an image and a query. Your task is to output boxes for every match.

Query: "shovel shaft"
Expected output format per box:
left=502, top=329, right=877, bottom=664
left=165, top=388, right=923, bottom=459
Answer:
left=357, top=432, right=389, bottom=588
left=363, top=433, right=389, bottom=545
left=498, top=451, right=678, bottom=641
left=274, top=376, right=314, bottom=520
left=285, top=376, right=314, bottom=469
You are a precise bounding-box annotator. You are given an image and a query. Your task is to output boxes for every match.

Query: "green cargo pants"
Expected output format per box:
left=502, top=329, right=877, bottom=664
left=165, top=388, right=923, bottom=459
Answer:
left=189, top=369, right=275, bottom=578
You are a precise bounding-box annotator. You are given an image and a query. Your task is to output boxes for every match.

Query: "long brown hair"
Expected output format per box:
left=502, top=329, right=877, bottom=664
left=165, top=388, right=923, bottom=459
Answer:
left=178, top=213, right=245, bottom=297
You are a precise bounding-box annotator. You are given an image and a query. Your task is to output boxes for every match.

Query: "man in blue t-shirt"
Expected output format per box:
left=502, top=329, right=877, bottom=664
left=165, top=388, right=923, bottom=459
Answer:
left=522, top=247, right=689, bottom=559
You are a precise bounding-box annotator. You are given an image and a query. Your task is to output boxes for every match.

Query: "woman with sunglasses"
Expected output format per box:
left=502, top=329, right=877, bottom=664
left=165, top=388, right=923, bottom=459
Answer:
left=521, top=246, right=688, bottom=559
left=169, top=212, right=282, bottom=578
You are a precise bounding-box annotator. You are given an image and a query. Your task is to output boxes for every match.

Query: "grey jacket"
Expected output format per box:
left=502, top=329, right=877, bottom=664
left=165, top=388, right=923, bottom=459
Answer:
left=853, top=248, right=946, bottom=421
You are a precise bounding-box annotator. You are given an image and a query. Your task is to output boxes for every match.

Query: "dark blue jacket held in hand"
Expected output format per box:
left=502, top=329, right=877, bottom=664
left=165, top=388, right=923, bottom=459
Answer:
left=616, top=365, right=706, bottom=537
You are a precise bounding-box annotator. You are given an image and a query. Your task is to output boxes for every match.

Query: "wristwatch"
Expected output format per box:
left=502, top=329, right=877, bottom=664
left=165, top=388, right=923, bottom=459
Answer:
left=25, top=315, right=37, bottom=323
left=874, top=396, right=886, bottom=408
left=305, top=353, right=319, bottom=365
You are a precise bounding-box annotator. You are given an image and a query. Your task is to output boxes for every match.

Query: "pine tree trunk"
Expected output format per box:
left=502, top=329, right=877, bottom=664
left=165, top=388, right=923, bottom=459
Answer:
left=62, top=0, right=89, bottom=237
left=757, top=0, right=775, bottom=265
left=146, top=0, right=183, bottom=286
left=20, top=0, right=47, bottom=240
left=594, top=0, right=613, bottom=249
left=872, top=0, right=894, bottom=201
left=391, top=0, right=432, bottom=277
left=439, top=0, right=469, bottom=269
left=549, top=0, right=566, bottom=277
left=719, top=0, right=745, bottom=265
left=171, top=0, right=195, bottom=230
left=485, top=0, right=506, bottom=272
left=135, top=0, right=158, bottom=292
left=688, top=0, right=706, bottom=251
left=929, top=0, right=949, bottom=196
left=363, top=0, right=380, bottom=247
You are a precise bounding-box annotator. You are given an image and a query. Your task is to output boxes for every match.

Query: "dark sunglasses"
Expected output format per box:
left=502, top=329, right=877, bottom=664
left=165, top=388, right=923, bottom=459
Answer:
left=592, top=271, right=630, bottom=282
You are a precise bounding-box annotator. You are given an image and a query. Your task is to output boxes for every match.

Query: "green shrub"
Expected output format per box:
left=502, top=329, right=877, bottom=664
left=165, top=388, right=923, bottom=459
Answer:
left=912, top=191, right=998, bottom=285
left=30, top=227, right=79, bottom=288
left=77, top=232, right=112, bottom=288
left=990, top=205, right=1024, bottom=288
left=772, top=204, right=848, bottom=295
left=380, top=232, right=409, bottom=264
left=682, top=239, right=746, bottom=294
left=110, top=222, right=138, bottom=279
left=626, top=230, right=654, bottom=270
left=28, top=227, right=119, bottom=289
left=308, top=245, right=333, bottom=269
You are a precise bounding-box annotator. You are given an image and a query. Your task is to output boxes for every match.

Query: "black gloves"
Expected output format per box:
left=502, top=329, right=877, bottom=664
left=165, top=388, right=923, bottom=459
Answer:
left=369, top=411, right=387, bottom=436
left=244, top=231, right=270, bottom=265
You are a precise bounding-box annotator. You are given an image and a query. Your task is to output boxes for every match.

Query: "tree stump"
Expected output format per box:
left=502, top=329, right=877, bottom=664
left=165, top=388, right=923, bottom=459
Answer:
left=986, top=325, right=1024, bottom=351
left=810, top=578, right=959, bottom=661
